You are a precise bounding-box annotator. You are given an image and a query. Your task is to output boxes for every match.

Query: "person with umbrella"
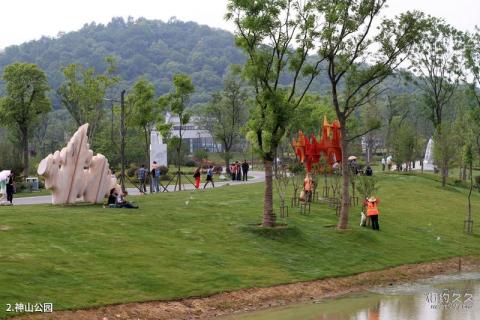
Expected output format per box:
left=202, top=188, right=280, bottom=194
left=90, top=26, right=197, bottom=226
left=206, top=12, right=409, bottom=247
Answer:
left=348, top=155, right=359, bottom=175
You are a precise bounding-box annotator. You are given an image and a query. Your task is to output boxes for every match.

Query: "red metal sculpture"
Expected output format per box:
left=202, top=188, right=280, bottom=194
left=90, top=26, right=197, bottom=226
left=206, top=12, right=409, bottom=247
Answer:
left=292, top=116, right=342, bottom=172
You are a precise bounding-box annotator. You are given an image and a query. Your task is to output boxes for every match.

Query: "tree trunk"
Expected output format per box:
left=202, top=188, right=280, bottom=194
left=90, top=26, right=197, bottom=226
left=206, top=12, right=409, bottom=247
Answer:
left=441, top=162, right=447, bottom=187
left=22, top=128, right=29, bottom=177
left=144, top=128, right=150, bottom=166
left=338, top=127, right=350, bottom=230
left=120, top=90, right=126, bottom=192
left=263, top=159, right=276, bottom=227
left=225, top=158, right=230, bottom=174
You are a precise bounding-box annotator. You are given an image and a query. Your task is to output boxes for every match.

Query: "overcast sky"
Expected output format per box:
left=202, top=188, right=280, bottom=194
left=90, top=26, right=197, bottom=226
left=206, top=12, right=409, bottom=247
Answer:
left=0, top=0, right=478, bottom=49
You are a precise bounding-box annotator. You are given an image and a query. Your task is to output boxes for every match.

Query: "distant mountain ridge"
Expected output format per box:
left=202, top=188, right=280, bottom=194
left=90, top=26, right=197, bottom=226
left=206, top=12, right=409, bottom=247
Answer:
left=0, top=17, right=246, bottom=105
left=0, top=17, right=412, bottom=107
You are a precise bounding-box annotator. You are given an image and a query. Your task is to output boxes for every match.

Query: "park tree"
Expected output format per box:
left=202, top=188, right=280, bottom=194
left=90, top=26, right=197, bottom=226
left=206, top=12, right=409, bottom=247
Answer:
left=465, top=27, right=480, bottom=105
left=464, top=143, right=475, bottom=234
left=407, top=18, right=465, bottom=186
left=159, top=74, right=195, bottom=190
left=127, top=78, right=160, bottom=166
left=196, top=76, right=249, bottom=173
left=0, top=63, right=51, bottom=176
left=313, top=0, right=426, bottom=229
left=57, top=57, right=119, bottom=142
left=382, top=93, right=415, bottom=157
left=226, top=0, right=324, bottom=227
left=465, top=27, right=480, bottom=157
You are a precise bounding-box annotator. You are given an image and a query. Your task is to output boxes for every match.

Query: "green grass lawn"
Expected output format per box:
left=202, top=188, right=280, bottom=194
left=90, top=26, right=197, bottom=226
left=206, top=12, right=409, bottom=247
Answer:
left=1, top=173, right=480, bottom=318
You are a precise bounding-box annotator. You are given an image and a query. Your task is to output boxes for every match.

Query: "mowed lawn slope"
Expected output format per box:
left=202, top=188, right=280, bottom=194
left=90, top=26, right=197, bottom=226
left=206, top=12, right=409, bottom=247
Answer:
left=0, top=173, right=479, bottom=318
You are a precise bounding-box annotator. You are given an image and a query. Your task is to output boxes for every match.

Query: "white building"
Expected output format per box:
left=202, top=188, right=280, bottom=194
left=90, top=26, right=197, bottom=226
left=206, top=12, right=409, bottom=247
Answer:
left=165, top=113, right=222, bottom=153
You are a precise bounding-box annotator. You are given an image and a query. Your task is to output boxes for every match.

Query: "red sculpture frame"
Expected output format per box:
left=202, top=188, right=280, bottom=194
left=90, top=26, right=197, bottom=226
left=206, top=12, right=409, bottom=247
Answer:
left=292, top=116, right=342, bottom=172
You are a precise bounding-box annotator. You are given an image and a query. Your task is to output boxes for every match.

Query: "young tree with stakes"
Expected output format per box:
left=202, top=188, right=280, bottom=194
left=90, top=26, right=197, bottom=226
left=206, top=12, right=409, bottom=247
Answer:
left=128, top=78, right=160, bottom=168
left=196, top=76, right=249, bottom=173
left=407, top=18, right=466, bottom=187
left=159, top=74, right=195, bottom=191
left=226, top=0, right=324, bottom=227
left=57, top=57, right=119, bottom=142
left=313, top=0, right=426, bottom=229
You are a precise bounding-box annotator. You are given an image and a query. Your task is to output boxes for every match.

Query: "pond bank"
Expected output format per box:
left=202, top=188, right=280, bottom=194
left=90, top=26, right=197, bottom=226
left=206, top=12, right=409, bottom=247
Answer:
left=13, top=256, right=480, bottom=320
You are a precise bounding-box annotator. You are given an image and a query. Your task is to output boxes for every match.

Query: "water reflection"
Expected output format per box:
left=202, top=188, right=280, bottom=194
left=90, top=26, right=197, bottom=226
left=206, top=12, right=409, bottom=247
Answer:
left=222, top=273, right=480, bottom=320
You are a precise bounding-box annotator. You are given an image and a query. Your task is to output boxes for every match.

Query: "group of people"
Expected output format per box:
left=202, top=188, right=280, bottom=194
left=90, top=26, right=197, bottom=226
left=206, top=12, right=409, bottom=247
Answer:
left=107, top=188, right=138, bottom=209
left=380, top=156, right=393, bottom=171
left=136, top=161, right=164, bottom=194
left=301, top=169, right=381, bottom=231
left=193, top=165, right=215, bottom=189
left=229, top=160, right=249, bottom=181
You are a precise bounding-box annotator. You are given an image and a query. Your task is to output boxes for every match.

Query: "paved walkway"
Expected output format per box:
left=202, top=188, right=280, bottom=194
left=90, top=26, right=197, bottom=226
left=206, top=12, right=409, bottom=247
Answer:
left=12, top=171, right=265, bottom=206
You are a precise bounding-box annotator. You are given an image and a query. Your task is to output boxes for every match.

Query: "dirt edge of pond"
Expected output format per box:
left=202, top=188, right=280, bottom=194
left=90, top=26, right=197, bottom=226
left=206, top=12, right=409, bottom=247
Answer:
left=13, top=256, right=480, bottom=320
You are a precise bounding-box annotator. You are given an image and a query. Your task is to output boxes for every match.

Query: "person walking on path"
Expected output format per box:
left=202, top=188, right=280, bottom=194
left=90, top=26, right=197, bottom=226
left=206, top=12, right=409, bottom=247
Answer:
left=138, top=165, right=148, bottom=193
left=6, top=172, right=14, bottom=204
left=203, top=165, right=215, bottom=189
left=235, top=161, right=242, bottom=181
left=230, top=163, right=236, bottom=180
left=150, top=161, right=161, bottom=193
left=364, top=196, right=381, bottom=231
left=241, top=160, right=249, bottom=181
left=193, top=167, right=201, bottom=189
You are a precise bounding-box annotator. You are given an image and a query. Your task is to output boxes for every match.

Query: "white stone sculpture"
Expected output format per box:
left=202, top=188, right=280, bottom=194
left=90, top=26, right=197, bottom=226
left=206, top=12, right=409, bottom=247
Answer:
left=150, top=130, right=168, bottom=167
left=37, top=124, right=120, bottom=205
left=0, top=170, right=11, bottom=204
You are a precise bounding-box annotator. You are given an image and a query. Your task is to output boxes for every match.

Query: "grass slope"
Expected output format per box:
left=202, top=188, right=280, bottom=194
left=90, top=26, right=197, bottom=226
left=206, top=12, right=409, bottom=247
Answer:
left=0, top=173, right=479, bottom=318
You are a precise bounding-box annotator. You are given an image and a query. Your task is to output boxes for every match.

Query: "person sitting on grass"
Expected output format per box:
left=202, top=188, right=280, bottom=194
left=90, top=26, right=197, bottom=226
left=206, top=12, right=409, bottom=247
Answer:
left=107, top=188, right=118, bottom=207
left=116, top=190, right=138, bottom=209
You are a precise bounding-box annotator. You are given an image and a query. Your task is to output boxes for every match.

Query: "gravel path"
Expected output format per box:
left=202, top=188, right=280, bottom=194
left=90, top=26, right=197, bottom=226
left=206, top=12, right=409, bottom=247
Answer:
left=12, top=171, right=265, bottom=206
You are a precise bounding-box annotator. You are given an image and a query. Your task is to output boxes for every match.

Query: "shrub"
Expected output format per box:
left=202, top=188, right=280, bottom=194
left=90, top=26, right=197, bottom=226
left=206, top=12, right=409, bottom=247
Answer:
left=158, top=165, right=169, bottom=175
left=475, top=176, right=480, bottom=191
left=356, top=176, right=379, bottom=200
left=184, top=160, right=197, bottom=167
left=127, top=164, right=138, bottom=178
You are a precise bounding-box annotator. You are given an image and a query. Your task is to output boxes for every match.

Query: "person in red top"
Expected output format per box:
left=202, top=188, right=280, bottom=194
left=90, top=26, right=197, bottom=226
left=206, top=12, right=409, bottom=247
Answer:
left=363, top=196, right=380, bottom=231
left=193, top=167, right=201, bottom=189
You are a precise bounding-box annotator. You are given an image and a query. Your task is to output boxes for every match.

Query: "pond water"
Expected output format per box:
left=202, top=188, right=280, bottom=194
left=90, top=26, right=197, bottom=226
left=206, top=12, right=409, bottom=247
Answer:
left=222, top=273, right=480, bottom=320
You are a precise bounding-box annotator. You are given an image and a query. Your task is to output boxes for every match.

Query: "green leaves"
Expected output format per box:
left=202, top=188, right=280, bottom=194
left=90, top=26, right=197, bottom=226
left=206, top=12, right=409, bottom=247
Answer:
left=0, top=63, right=51, bottom=130
left=57, top=58, right=118, bottom=140
left=0, top=62, right=51, bottom=175
left=127, top=78, right=158, bottom=129
left=159, top=74, right=195, bottom=140
left=227, top=0, right=323, bottom=159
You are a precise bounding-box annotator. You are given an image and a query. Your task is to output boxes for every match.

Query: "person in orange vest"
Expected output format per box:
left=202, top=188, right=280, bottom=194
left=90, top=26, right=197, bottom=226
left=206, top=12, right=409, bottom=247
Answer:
left=303, top=173, right=314, bottom=202
left=363, top=196, right=380, bottom=231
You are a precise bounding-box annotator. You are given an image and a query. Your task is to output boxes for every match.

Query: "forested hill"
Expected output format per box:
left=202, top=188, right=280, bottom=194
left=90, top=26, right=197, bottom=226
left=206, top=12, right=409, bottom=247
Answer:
left=0, top=17, right=407, bottom=107
left=0, top=17, right=248, bottom=105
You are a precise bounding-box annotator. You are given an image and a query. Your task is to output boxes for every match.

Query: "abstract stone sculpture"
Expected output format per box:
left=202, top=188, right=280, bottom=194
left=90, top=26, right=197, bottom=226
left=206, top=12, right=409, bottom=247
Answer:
left=292, top=116, right=343, bottom=172
left=38, top=124, right=120, bottom=205
left=150, top=130, right=168, bottom=167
